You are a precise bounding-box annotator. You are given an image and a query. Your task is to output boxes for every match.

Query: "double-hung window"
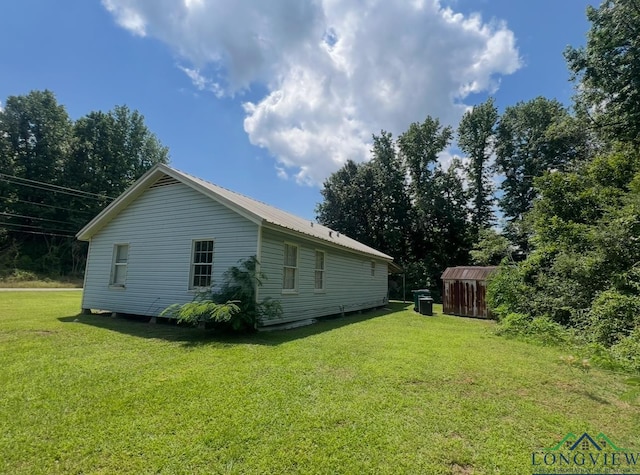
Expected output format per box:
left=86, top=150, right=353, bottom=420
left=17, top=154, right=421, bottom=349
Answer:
left=110, top=244, right=129, bottom=286
left=191, top=240, right=214, bottom=289
left=283, top=243, right=298, bottom=291
left=314, top=251, right=325, bottom=291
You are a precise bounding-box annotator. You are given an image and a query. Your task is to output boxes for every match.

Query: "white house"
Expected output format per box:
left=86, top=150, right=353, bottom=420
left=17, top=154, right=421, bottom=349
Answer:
left=76, top=164, right=393, bottom=327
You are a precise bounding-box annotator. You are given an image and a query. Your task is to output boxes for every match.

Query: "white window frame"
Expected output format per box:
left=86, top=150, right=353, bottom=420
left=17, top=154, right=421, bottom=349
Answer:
left=282, top=242, right=298, bottom=293
left=110, top=243, right=129, bottom=287
left=190, top=239, right=215, bottom=290
left=314, top=250, right=326, bottom=292
left=371, top=261, right=376, bottom=278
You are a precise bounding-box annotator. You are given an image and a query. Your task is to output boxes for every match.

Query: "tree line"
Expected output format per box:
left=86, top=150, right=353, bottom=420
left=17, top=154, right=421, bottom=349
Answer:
left=316, top=95, right=586, bottom=299
left=0, top=90, right=169, bottom=276
left=317, top=0, right=640, bottom=362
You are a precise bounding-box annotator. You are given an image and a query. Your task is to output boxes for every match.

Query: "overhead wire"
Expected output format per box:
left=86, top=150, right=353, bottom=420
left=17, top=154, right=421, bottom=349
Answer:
left=0, top=228, right=76, bottom=238
left=0, top=173, right=117, bottom=200
left=0, top=196, right=96, bottom=215
left=0, top=211, right=80, bottom=227
left=0, top=221, right=79, bottom=235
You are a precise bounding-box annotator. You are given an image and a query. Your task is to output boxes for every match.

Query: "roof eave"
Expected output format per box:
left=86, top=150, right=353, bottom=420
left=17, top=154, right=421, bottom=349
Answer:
left=261, top=222, right=393, bottom=262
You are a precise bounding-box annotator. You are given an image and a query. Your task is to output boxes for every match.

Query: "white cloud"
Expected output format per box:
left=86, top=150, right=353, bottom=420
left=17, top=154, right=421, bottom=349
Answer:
left=103, top=0, right=521, bottom=184
left=178, top=66, right=224, bottom=97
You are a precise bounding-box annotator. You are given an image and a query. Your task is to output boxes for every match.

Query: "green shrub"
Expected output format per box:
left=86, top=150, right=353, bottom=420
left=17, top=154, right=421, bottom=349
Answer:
left=610, top=329, right=640, bottom=373
left=5, top=269, right=38, bottom=282
left=486, top=264, right=530, bottom=318
left=579, top=343, right=622, bottom=371
left=161, top=299, right=240, bottom=326
left=496, top=312, right=570, bottom=346
left=161, top=256, right=282, bottom=332
left=589, top=290, right=640, bottom=345
left=494, top=312, right=532, bottom=336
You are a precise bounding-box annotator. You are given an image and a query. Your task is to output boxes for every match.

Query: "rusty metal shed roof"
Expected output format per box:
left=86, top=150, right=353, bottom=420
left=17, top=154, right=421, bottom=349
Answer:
left=441, top=266, right=498, bottom=281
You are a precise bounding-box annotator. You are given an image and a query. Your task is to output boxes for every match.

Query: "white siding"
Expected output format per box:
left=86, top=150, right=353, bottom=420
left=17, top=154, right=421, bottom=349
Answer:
left=258, top=228, right=389, bottom=325
left=82, top=183, right=258, bottom=316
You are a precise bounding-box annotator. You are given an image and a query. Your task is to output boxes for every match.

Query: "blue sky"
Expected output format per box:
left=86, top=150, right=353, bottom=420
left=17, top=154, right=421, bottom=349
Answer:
left=0, top=0, right=596, bottom=220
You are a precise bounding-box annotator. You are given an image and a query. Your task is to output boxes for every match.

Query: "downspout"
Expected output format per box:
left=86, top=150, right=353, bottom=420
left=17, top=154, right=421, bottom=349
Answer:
left=80, top=239, right=92, bottom=314
left=255, top=224, right=263, bottom=305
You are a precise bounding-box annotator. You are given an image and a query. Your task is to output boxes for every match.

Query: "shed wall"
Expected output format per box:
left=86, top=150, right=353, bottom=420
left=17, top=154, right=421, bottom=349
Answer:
left=81, top=182, right=258, bottom=316
left=442, top=279, right=490, bottom=318
left=258, top=227, right=389, bottom=325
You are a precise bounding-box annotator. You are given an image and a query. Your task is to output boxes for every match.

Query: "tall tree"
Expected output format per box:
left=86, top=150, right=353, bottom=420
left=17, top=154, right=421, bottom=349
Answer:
left=565, top=0, right=640, bottom=146
left=0, top=90, right=72, bottom=184
left=494, top=97, right=586, bottom=251
left=398, top=116, right=452, bottom=199
left=67, top=106, right=170, bottom=229
left=0, top=92, right=170, bottom=276
left=457, top=97, right=498, bottom=232
left=397, top=116, right=452, bottom=261
left=0, top=91, right=75, bottom=274
left=368, top=131, right=410, bottom=260
left=316, top=159, right=368, bottom=244
left=316, top=131, right=410, bottom=261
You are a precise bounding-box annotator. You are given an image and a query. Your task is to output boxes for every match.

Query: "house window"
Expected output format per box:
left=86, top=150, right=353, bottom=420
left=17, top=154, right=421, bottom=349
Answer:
left=283, top=243, right=298, bottom=291
left=315, top=251, right=325, bottom=290
left=191, top=240, right=214, bottom=289
left=371, top=261, right=376, bottom=277
left=111, top=244, right=129, bottom=286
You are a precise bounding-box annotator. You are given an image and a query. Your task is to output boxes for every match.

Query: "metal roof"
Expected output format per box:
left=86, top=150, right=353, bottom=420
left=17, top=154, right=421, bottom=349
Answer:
left=77, top=164, right=393, bottom=261
left=441, top=266, right=498, bottom=281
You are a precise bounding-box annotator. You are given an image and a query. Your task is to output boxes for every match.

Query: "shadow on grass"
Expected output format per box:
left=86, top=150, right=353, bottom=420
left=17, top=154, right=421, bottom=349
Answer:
left=58, top=301, right=409, bottom=347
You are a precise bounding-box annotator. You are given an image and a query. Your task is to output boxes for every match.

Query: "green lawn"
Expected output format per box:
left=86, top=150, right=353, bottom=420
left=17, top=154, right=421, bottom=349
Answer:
left=1, top=292, right=638, bottom=474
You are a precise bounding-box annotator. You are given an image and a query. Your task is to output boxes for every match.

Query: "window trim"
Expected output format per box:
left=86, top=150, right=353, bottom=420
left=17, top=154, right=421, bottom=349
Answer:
left=314, top=249, right=326, bottom=292
left=282, top=242, right=298, bottom=293
left=371, top=261, right=376, bottom=278
left=189, top=238, right=215, bottom=290
left=109, top=243, right=129, bottom=288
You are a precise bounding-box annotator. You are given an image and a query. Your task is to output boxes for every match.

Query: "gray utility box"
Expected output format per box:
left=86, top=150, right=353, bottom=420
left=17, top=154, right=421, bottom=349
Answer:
left=411, top=289, right=431, bottom=312
left=419, top=296, right=434, bottom=316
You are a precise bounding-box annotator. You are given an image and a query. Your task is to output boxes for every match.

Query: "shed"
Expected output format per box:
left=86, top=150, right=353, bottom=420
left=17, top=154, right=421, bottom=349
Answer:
left=76, top=164, right=394, bottom=327
left=441, top=266, right=497, bottom=318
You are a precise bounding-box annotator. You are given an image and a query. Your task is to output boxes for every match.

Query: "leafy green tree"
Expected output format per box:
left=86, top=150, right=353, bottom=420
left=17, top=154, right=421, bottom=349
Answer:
left=495, top=97, right=586, bottom=251
left=470, top=228, right=512, bottom=266
left=0, top=91, right=169, bottom=276
left=0, top=90, right=74, bottom=274
left=367, top=131, right=411, bottom=260
left=67, top=106, right=170, bottom=229
left=0, top=90, right=72, bottom=184
left=316, top=159, right=370, bottom=245
left=399, top=116, right=452, bottom=200
left=458, top=97, right=498, bottom=231
left=398, top=116, right=454, bottom=261
left=317, top=131, right=410, bottom=263
left=565, top=0, right=640, bottom=146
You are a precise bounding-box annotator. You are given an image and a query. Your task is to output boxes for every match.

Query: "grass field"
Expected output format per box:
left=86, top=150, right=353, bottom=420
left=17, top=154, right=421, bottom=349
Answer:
left=1, top=292, right=639, bottom=474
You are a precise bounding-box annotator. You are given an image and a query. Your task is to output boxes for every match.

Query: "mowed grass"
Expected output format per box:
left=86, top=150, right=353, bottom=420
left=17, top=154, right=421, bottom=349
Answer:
left=1, top=293, right=638, bottom=474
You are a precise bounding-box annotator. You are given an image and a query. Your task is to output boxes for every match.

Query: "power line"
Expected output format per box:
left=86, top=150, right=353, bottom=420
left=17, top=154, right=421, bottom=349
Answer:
left=0, top=172, right=117, bottom=199
left=0, top=212, right=79, bottom=227
left=0, top=196, right=95, bottom=215
left=0, top=177, right=109, bottom=201
left=0, top=221, right=79, bottom=235
left=0, top=227, right=76, bottom=238
left=0, top=173, right=117, bottom=201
